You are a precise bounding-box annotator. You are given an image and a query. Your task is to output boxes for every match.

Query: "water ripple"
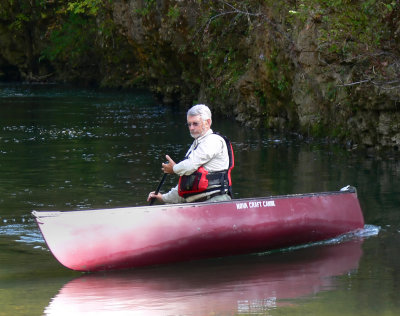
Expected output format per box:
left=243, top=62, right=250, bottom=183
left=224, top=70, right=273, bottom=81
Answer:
left=0, top=217, right=46, bottom=249
left=257, top=224, right=380, bottom=256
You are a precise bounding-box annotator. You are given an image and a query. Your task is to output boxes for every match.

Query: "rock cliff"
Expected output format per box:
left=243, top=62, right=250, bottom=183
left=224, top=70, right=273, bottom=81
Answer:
left=1, top=0, right=399, bottom=150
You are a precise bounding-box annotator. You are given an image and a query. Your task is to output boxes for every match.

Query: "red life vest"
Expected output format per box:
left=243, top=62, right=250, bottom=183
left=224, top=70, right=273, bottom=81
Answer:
left=178, top=133, right=234, bottom=198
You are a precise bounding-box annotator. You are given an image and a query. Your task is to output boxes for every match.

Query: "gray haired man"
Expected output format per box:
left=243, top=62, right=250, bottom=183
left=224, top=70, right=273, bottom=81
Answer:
left=147, top=104, right=233, bottom=204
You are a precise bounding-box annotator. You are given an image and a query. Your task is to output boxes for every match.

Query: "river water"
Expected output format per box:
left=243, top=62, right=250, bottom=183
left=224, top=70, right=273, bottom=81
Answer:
left=0, top=83, right=399, bottom=315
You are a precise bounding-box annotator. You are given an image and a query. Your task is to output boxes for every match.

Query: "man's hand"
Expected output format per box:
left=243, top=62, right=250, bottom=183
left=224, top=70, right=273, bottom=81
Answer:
left=162, top=155, right=176, bottom=174
left=147, top=191, right=163, bottom=202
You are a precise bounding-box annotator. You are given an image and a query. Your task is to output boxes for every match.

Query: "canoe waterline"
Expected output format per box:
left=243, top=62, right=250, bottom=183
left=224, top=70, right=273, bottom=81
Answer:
left=32, top=187, right=365, bottom=272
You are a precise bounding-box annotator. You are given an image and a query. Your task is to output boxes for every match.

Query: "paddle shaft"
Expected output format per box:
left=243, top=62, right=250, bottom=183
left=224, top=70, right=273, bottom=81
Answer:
left=149, top=173, right=167, bottom=205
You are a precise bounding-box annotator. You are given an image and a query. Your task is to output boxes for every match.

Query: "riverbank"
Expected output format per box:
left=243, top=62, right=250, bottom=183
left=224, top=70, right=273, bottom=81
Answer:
left=0, top=1, right=399, bottom=150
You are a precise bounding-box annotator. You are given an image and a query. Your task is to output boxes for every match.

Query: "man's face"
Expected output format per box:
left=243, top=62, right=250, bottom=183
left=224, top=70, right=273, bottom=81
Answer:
left=187, top=115, right=210, bottom=139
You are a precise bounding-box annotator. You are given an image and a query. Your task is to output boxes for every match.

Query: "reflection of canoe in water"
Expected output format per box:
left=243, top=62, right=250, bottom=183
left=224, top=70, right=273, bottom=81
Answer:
left=44, top=241, right=363, bottom=315
left=32, top=187, right=364, bottom=272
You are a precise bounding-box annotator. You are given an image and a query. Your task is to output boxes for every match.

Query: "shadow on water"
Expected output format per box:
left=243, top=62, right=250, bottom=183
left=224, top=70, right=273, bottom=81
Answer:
left=44, top=240, right=364, bottom=315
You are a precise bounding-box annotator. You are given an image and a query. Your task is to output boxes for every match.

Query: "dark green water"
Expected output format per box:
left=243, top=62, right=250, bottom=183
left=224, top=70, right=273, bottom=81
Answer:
left=0, top=83, right=399, bottom=315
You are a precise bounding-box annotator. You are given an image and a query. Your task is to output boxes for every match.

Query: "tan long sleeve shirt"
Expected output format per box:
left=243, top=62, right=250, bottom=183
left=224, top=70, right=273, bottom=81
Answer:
left=162, top=129, right=229, bottom=203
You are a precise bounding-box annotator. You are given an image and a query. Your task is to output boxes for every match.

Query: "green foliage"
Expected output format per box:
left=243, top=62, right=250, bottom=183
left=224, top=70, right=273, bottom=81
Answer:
left=9, top=13, right=30, bottom=30
left=167, top=5, right=180, bottom=22
left=135, top=0, right=156, bottom=16
left=0, top=0, right=49, bottom=31
left=192, top=4, right=252, bottom=102
left=255, top=90, right=267, bottom=107
left=66, top=0, right=110, bottom=15
left=283, top=0, right=398, bottom=55
left=264, top=50, right=291, bottom=95
left=42, top=14, right=96, bottom=66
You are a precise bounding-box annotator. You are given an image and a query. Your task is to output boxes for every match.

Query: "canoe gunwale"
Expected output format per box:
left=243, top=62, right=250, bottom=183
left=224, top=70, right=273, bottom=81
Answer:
left=31, top=187, right=357, bottom=218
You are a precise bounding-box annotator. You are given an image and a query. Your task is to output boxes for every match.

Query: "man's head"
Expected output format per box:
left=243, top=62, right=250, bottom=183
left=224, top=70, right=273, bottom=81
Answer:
left=187, top=104, right=212, bottom=139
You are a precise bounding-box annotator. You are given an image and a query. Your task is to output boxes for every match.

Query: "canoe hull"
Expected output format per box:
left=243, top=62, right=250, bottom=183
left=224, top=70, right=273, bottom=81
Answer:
left=32, top=188, right=364, bottom=271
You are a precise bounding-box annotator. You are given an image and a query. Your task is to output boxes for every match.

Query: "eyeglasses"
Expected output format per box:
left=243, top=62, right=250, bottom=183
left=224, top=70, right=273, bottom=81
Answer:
left=187, top=121, right=201, bottom=127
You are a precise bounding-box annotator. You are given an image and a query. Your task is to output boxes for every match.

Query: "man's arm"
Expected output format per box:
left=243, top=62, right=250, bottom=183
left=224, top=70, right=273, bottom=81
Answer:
left=161, top=185, right=185, bottom=204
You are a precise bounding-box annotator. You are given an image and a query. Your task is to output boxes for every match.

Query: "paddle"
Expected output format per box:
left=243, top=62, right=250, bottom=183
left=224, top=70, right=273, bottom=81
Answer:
left=149, top=173, right=167, bottom=205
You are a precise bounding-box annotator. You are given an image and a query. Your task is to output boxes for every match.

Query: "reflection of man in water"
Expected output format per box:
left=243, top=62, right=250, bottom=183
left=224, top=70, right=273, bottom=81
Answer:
left=147, top=104, right=233, bottom=204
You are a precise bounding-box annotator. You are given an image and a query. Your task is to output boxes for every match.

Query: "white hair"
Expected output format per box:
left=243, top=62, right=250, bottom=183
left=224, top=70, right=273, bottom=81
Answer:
left=187, top=104, right=212, bottom=123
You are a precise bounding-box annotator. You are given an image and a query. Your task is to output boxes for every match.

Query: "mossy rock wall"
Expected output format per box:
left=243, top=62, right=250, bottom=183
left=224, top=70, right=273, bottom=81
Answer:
left=1, top=0, right=399, bottom=150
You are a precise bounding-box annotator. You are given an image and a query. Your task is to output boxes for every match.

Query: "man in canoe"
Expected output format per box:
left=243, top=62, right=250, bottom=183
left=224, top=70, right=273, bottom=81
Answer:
left=147, top=104, right=234, bottom=204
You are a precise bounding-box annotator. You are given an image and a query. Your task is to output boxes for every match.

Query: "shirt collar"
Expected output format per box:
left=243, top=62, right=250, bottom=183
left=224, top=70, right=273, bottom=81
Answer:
left=193, top=129, right=213, bottom=147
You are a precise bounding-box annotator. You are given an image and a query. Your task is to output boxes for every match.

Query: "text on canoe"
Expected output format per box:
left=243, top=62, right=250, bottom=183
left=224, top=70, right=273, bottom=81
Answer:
left=236, top=200, right=276, bottom=210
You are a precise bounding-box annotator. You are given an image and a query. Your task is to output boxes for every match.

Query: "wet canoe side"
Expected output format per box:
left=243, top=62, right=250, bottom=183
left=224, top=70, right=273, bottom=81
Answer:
left=32, top=189, right=365, bottom=271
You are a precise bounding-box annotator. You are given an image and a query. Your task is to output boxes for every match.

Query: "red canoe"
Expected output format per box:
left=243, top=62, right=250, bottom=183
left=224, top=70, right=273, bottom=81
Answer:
left=32, top=186, right=364, bottom=272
